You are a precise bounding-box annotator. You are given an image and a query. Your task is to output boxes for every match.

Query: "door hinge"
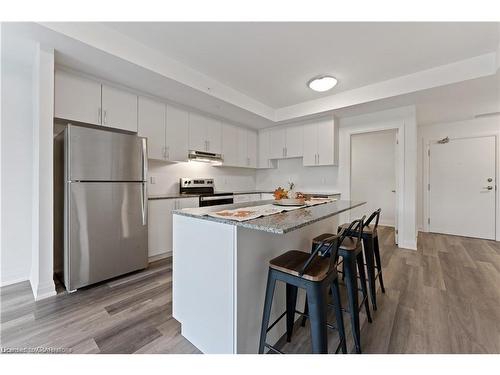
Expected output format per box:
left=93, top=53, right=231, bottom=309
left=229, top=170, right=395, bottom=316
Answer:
left=428, top=218, right=430, bottom=225
left=427, top=149, right=430, bottom=157
left=428, top=183, right=430, bottom=191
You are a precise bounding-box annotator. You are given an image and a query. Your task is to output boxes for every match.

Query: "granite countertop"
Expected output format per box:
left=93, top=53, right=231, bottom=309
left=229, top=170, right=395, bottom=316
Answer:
left=173, top=199, right=365, bottom=234
left=148, top=190, right=341, bottom=200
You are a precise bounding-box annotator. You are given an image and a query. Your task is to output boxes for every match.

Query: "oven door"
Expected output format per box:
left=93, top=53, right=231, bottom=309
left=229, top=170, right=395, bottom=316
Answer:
left=199, top=194, right=234, bottom=207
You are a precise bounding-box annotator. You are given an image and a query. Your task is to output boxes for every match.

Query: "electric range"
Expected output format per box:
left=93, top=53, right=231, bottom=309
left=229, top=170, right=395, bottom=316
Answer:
left=179, top=178, right=234, bottom=207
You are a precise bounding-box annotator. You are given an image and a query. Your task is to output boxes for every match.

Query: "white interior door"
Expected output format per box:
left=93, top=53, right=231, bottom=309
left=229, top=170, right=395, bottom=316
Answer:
left=350, top=130, right=397, bottom=227
left=429, top=136, right=496, bottom=240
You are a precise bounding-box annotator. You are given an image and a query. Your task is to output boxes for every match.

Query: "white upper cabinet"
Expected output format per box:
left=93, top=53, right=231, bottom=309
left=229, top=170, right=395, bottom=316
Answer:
left=138, top=96, right=166, bottom=161
left=302, top=116, right=338, bottom=166
left=267, top=126, right=302, bottom=159
left=237, top=128, right=249, bottom=167
left=189, top=113, right=222, bottom=154
left=222, top=124, right=257, bottom=168
left=302, top=122, right=317, bottom=166
left=285, top=125, right=303, bottom=158
left=101, top=84, right=138, bottom=132
left=206, top=118, right=222, bottom=154
left=165, top=105, right=189, bottom=162
left=247, top=130, right=258, bottom=168
left=258, top=130, right=276, bottom=169
left=221, top=123, right=239, bottom=166
left=269, top=128, right=286, bottom=159
left=55, top=70, right=102, bottom=125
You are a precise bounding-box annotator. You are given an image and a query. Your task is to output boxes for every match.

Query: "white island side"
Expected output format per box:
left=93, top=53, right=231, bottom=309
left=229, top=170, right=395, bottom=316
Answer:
left=172, top=199, right=365, bottom=354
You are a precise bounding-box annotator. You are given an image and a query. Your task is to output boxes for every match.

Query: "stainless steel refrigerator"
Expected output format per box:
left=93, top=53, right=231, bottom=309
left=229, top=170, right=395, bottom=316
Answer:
left=55, top=124, right=148, bottom=291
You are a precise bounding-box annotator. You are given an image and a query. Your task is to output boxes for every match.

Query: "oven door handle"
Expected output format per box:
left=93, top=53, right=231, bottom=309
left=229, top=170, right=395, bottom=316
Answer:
left=200, top=195, right=234, bottom=201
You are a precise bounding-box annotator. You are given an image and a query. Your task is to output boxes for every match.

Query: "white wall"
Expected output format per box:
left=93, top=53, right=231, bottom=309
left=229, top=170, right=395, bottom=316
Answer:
left=338, top=106, right=418, bottom=250
left=350, top=130, right=397, bottom=226
left=148, top=160, right=257, bottom=196
left=0, top=28, right=35, bottom=286
left=256, top=158, right=339, bottom=193
left=417, top=117, right=500, bottom=232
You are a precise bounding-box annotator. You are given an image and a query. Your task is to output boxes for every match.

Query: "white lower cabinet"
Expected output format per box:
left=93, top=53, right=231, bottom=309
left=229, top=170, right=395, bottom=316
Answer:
left=261, top=193, right=275, bottom=200
left=148, top=197, right=199, bottom=257
left=233, top=193, right=262, bottom=204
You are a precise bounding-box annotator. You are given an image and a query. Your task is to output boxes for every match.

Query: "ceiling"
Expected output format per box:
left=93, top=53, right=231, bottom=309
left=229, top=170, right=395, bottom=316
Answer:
left=334, top=73, right=500, bottom=125
left=104, top=22, right=499, bottom=108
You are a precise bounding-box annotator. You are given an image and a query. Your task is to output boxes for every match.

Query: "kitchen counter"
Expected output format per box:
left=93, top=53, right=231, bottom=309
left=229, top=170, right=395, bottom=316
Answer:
left=172, top=199, right=364, bottom=353
left=174, top=199, right=363, bottom=234
left=148, top=190, right=341, bottom=200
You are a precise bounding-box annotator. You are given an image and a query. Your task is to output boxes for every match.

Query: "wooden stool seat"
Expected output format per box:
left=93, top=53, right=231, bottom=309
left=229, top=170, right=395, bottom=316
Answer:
left=338, top=223, right=378, bottom=237
left=270, top=250, right=331, bottom=282
left=312, top=233, right=361, bottom=253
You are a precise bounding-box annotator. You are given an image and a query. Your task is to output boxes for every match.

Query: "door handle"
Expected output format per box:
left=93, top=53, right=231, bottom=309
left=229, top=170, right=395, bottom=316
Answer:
left=483, top=186, right=493, bottom=191
left=141, top=182, right=148, bottom=226
left=391, top=190, right=396, bottom=193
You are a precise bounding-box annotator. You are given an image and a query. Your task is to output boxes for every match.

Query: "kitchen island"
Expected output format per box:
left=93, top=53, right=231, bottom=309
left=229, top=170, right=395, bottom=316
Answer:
left=172, top=199, right=365, bottom=353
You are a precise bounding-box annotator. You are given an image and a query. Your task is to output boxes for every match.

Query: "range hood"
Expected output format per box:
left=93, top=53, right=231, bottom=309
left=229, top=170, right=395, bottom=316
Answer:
left=188, top=150, right=223, bottom=164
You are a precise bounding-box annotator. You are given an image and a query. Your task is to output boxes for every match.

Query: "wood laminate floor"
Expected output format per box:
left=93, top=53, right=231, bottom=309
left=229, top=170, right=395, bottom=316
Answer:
left=1, top=228, right=500, bottom=354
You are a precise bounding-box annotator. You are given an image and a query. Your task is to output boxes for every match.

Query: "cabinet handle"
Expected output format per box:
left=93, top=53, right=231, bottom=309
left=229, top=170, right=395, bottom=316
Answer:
left=166, top=146, right=170, bottom=160
left=285, top=147, right=287, bottom=157
left=103, top=110, right=107, bottom=125
left=98, top=108, right=102, bottom=124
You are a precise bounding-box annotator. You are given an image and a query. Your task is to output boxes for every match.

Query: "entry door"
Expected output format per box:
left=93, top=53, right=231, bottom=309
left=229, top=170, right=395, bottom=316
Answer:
left=429, top=136, right=496, bottom=239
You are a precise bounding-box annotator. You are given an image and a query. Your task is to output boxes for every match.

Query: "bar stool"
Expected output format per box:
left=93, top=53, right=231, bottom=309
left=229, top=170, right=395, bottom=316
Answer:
left=258, top=233, right=347, bottom=354
left=301, top=217, right=372, bottom=354
left=338, top=209, right=385, bottom=311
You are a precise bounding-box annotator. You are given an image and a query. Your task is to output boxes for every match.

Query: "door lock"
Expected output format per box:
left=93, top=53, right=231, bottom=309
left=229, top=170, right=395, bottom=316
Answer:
left=487, top=178, right=493, bottom=182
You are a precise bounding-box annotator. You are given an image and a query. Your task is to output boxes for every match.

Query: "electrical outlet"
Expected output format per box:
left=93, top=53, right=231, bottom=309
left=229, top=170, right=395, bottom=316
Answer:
left=150, top=176, right=156, bottom=184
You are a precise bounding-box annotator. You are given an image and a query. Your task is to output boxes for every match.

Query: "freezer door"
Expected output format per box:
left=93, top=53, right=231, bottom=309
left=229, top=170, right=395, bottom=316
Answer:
left=65, top=182, right=148, bottom=290
left=67, top=125, right=146, bottom=181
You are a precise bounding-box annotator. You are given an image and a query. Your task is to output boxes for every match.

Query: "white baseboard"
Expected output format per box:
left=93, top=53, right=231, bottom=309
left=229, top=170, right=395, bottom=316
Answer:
left=30, top=278, right=56, bottom=301
left=0, top=275, right=29, bottom=287
left=149, top=251, right=172, bottom=263
left=398, top=240, right=417, bottom=251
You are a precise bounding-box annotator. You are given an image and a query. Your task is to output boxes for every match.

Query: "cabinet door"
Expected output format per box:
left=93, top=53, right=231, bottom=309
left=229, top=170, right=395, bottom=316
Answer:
left=285, top=125, right=303, bottom=158
left=233, top=194, right=251, bottom=203
left=138, top=96, right=165, bottom=161
left=269, top=128, right=286, bottom=159
left=317, top=118, right=336, bottom=166
left=237, top=128, right=249, bottom=167
left=102, top=84, right=138, bottom=132
left=148, top=199, right=176, bottom=257
left=188, top=113, right=208, bottom=151
left=258, top=130, right=271, bottom=168
left=302, top=122, right=317, bottom=166
left=247, top=130, right=258, bottom=168
left=177, top=197, right=199, bottom=209
left=54, top=70, right=102, bottom=125
left=206, top=118, right=222, bottom=154
left=166, top=105, right=189, bottom=162
left=221, top=123, right=239, bottom=167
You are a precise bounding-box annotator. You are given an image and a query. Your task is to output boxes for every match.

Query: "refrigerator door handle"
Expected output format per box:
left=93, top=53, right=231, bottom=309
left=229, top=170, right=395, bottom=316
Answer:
left=141, top=182, right=148, bottom=226
left=141, top=137, right=148, bottom=226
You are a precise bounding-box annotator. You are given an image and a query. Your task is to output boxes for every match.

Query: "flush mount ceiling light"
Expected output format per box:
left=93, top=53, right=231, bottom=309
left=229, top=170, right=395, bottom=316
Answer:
left=307, top=75, right=338, bottom=92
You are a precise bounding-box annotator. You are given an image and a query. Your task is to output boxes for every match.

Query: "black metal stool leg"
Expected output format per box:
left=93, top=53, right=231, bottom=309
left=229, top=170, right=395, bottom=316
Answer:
left=373, top=236, right=386, bottom=293
left=286, top=284, right=298, bottom=342
left=363, top=237, right=377, bottom=310
left=343, top=255, right=361, bottom=353
left=356, top=251, right=372, bottom=323
left=300, top=296, right=308, bottom=327
left=331, top=277, right=347, bottom=354
left=306, top=282, right=328, bottom=354
left=259, top=270, right=277, bottom=354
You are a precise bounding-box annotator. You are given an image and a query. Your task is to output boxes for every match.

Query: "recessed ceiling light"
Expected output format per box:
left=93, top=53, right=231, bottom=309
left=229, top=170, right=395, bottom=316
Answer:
left=307, top=75, right=338, bottom=92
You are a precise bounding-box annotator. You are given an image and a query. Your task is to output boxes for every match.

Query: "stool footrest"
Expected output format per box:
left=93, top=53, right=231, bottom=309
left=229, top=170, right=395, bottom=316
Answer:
left=264, top=343, right=285, bottom=354
left=266, top=310, right=287, bottom=334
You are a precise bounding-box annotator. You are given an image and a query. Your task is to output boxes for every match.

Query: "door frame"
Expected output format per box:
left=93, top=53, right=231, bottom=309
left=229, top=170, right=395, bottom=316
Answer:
left=345, top=121, right=405, bottom=245
left=423, top=133, right=500, bottom=241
